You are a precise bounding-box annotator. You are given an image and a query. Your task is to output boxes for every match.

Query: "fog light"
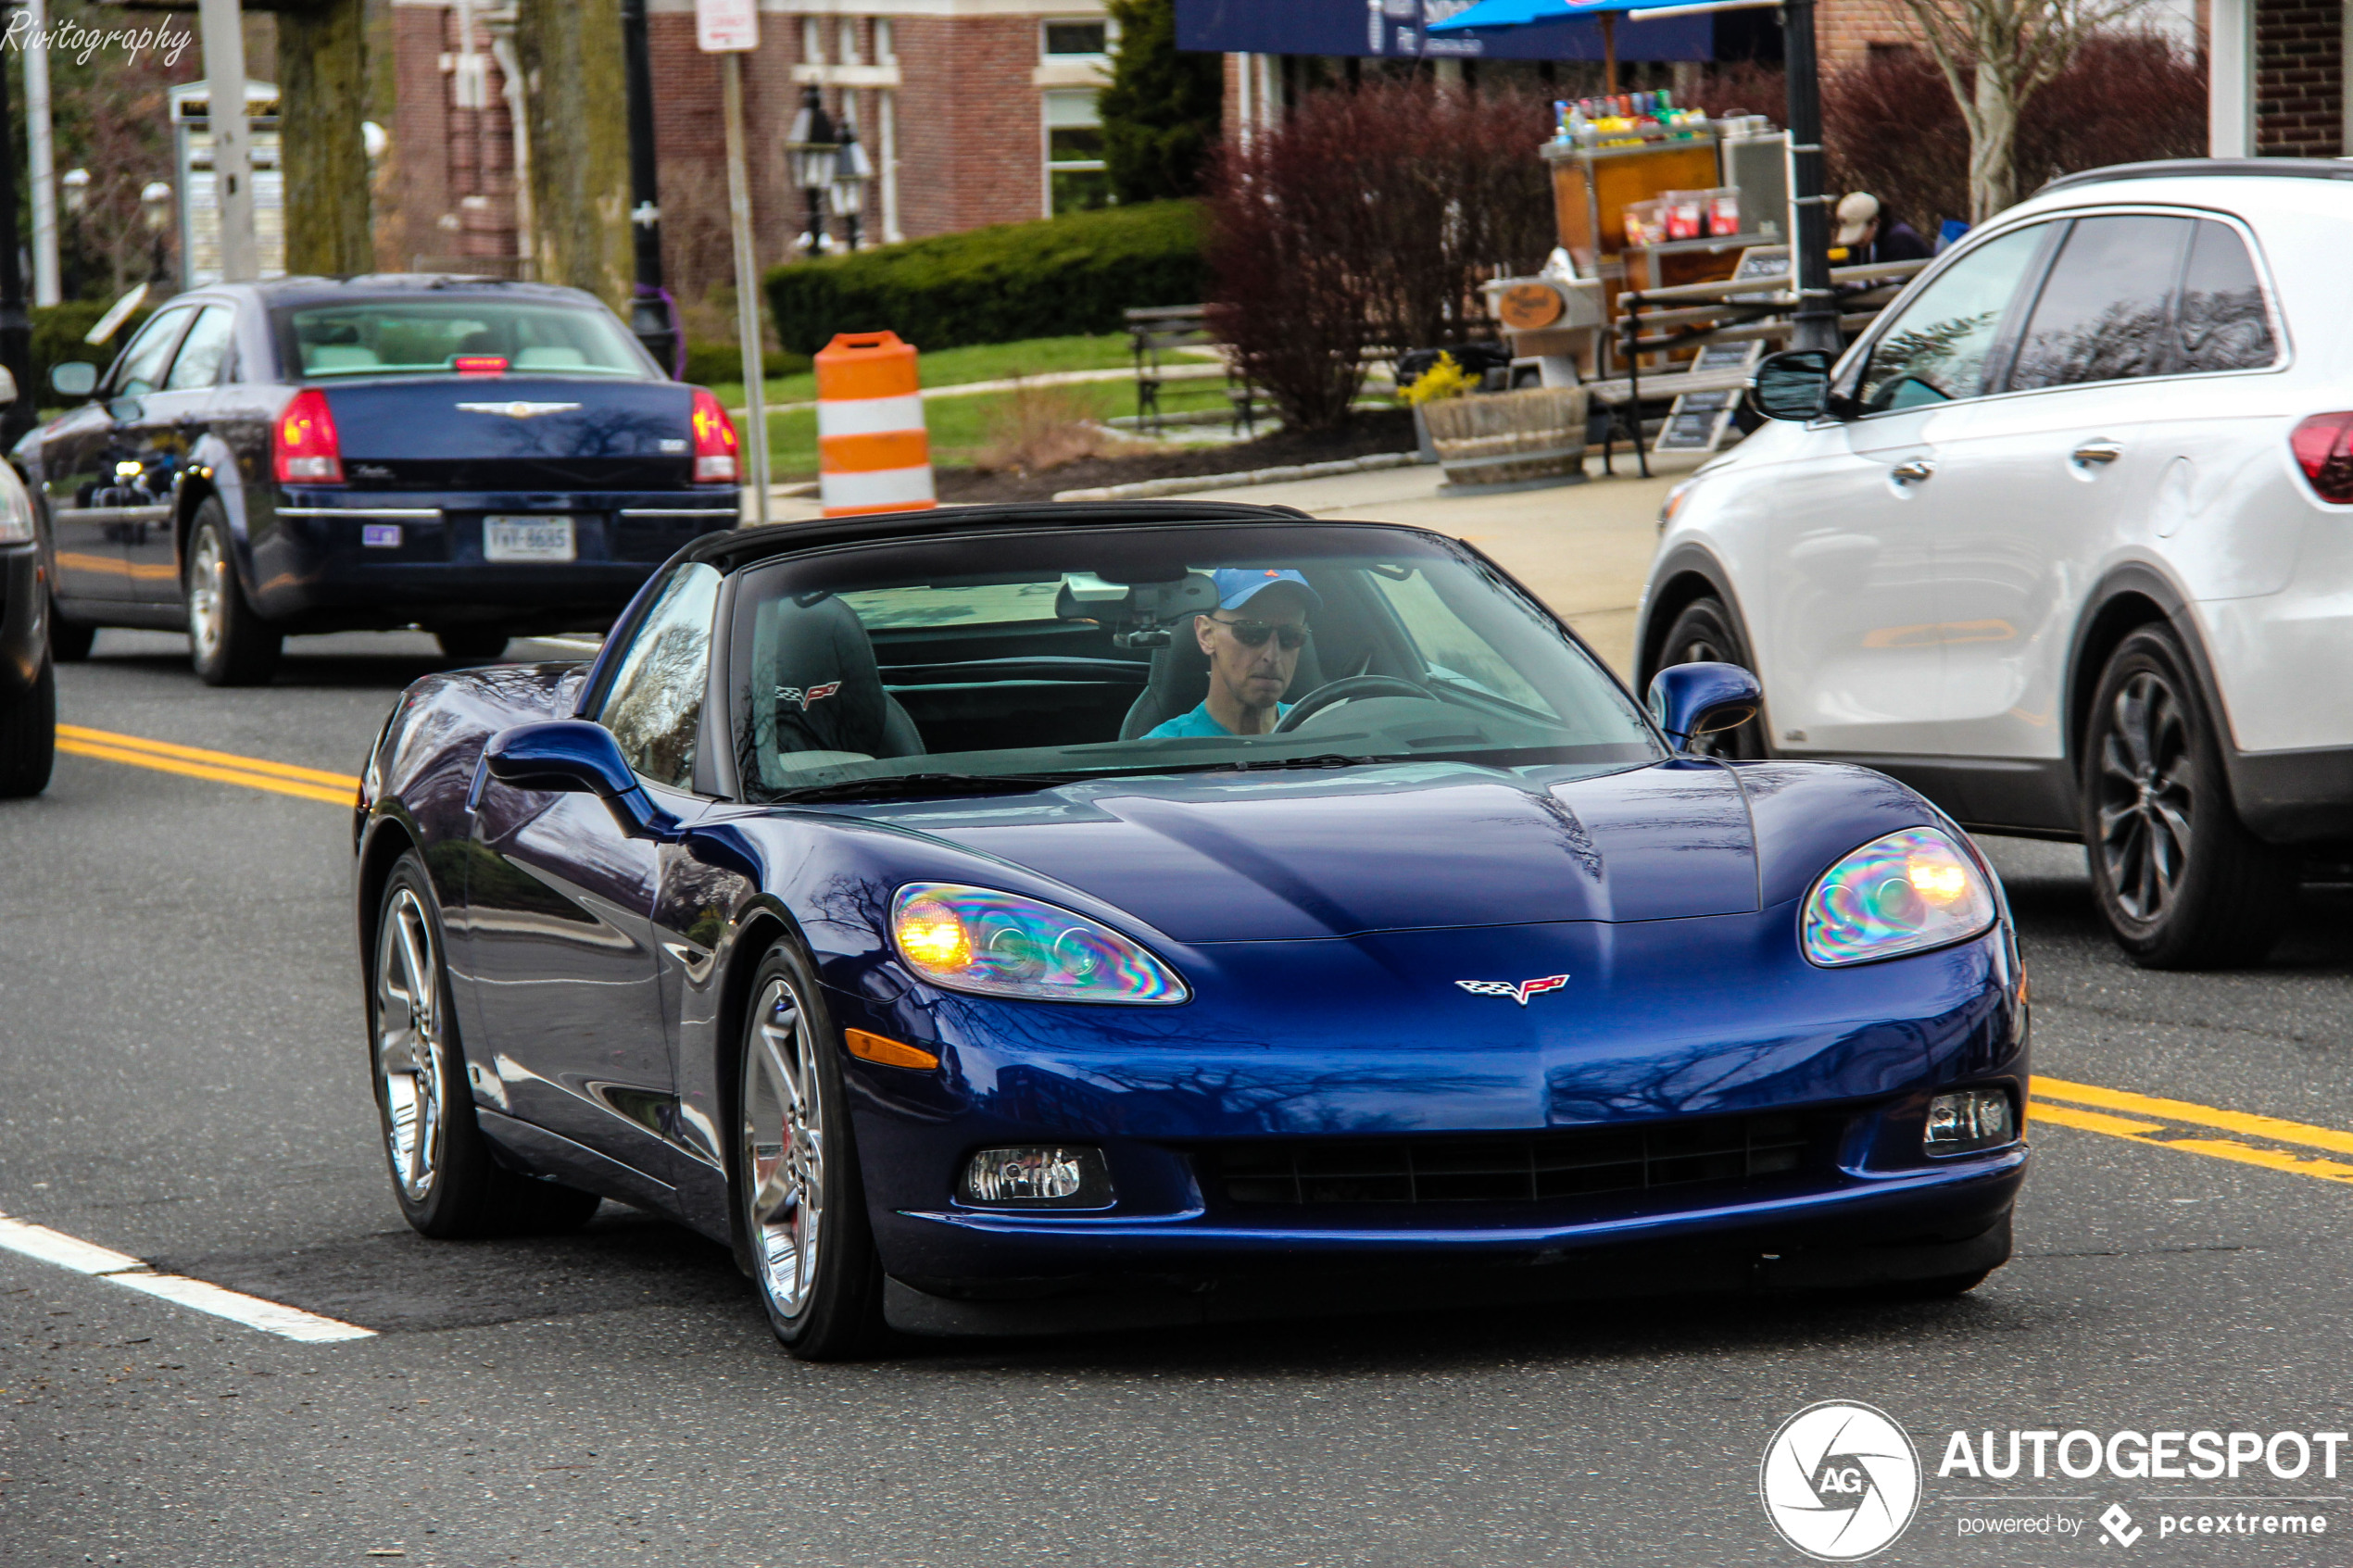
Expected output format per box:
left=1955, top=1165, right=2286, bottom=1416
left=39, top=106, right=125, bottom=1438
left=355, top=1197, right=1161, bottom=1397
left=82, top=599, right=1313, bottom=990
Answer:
left=1925, top=1088, right=2017, bottom=1154
left=960, top=1146, right=1114, bottom=1209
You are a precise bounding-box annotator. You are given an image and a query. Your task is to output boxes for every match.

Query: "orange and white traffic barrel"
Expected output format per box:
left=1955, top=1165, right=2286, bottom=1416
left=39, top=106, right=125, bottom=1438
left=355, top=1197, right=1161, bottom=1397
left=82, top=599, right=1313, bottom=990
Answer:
left=814, top=331, right=936, bottom=517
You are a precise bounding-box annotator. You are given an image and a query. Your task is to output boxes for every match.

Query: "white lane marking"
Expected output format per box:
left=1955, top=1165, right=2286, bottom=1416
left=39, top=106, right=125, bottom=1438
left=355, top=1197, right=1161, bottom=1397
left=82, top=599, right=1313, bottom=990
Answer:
left=0, top=1210, right=375, bottom=1343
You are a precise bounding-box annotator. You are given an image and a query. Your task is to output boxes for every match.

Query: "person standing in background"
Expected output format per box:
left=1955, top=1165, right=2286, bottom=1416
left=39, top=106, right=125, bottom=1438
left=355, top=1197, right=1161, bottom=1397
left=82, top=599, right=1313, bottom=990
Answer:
left=1832, top=192, right=1933, bottom=264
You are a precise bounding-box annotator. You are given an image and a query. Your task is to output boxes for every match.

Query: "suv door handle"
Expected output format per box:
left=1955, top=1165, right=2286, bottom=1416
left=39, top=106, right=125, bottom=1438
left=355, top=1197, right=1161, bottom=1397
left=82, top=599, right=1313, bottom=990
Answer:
left=1891, top=458, right=1936, bottom=485
left=2071, top=440, right=2123, bottom=467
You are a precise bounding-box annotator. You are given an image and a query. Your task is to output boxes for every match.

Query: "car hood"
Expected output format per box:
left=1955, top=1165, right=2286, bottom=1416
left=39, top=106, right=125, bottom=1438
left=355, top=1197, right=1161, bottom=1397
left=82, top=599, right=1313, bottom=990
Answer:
left=830, top=760, right=1760, bottom=942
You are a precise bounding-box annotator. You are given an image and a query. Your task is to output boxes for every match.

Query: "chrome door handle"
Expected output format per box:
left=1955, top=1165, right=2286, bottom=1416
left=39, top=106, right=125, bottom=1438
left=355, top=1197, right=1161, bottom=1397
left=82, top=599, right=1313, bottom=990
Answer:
left=2071, top=440, right=2123, bottom=467
left=1890, top=458, right=1936, bottom=484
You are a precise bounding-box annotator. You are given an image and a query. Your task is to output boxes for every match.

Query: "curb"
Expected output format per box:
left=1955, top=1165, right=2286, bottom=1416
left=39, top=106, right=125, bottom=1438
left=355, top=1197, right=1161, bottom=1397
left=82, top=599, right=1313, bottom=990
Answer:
left=1053, top=450, right=1431, bottom=504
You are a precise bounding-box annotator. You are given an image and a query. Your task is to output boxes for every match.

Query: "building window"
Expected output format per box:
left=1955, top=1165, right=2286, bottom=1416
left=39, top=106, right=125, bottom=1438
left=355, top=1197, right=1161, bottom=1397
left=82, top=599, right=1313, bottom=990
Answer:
left=1044, top=89, right=1109, bottom=214
left=1042, top=19, right=1109, bottom=57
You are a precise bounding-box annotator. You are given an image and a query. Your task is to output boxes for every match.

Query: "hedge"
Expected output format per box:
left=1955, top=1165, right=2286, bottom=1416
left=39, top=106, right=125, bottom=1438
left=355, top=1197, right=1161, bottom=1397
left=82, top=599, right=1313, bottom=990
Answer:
left=32, top=298, right=150, bottom=401
left=764, top=200, right=1204, bottom=357
left=680, top=341, right=812, bottom=388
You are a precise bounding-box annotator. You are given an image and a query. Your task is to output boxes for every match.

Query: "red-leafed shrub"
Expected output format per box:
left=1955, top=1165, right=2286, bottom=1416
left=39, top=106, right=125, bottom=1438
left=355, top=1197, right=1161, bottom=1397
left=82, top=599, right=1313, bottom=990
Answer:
left=1689, top=37, right=2204, bottom=238
left=1205, top=83, right=1557, bottom=432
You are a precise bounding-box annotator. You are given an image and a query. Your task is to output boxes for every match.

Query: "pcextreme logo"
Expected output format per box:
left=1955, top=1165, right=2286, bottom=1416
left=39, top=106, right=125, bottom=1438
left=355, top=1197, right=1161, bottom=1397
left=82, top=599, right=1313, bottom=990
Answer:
left=1761, top=1401, right=1923, bottom=1561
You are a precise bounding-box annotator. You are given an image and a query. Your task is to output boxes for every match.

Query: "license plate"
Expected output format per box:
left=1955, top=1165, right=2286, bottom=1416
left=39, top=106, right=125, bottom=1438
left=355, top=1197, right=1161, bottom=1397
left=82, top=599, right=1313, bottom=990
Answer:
left=484, top=515, right=575, bottom=562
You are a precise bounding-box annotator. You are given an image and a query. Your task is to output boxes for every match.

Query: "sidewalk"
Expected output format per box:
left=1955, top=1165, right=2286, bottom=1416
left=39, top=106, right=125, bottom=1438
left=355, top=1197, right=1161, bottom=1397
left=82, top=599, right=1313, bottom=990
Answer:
left=749, top=453, right=1696, bottom=678
left=1155, top=457, right=1694, bottom=677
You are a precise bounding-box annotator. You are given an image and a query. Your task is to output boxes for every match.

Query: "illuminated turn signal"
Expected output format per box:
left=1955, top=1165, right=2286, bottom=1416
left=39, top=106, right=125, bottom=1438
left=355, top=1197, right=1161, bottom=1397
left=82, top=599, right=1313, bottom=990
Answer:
left=845, top=1028, right=939, bottom=1071
left=894, top=899, right=970, bottom=970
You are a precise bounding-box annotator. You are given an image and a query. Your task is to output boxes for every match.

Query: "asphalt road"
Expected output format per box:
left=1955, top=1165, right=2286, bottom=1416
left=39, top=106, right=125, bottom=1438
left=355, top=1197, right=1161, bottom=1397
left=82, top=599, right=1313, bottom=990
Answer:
left=8, top=630, right=2353, bottom=1568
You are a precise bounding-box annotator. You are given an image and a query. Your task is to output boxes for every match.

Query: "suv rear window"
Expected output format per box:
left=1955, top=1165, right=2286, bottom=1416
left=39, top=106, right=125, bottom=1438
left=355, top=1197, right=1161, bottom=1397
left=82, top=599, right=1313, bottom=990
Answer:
left=275, top=298, right=650, bottom=380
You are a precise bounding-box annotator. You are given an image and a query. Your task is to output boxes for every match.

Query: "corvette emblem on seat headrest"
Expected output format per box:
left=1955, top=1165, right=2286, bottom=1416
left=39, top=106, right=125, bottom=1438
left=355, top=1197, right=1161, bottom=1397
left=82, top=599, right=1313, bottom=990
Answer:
left=1455, top=974, right=1569, bottom=1006
left=778, top=681, right=841, bottom=711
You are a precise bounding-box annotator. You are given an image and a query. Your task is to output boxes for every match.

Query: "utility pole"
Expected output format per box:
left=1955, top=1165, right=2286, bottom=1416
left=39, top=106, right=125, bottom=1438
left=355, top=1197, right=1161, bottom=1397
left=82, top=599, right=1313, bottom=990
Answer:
left=621, top=0, right=681, bottom=375
left=199, top=0, right=259, bottom=283
left=0, top=4, right=32, bottom=445
left=1781, top=0, right=1839, bottom=354
left=25, top=0, right=58, bottom=307
left=698, top=0, right=768, bottom=525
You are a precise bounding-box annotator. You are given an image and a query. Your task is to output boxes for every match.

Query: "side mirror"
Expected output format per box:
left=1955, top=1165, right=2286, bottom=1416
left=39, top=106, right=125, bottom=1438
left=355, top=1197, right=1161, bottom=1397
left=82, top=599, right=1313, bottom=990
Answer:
left=485, top=720, right=638, bottom=797
left=1646, top=661, right=1762, bottom=752
left=1750, top=350, right=1836, bottom=422
left=484, top=720, right=681, bottom=838
left=49, top=361, right=97, bottom=398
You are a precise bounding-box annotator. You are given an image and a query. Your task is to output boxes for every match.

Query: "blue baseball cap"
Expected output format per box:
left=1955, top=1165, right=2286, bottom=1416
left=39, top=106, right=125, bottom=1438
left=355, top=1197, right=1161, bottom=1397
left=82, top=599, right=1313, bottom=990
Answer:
left=1210, top=568, right=1321, bottom=614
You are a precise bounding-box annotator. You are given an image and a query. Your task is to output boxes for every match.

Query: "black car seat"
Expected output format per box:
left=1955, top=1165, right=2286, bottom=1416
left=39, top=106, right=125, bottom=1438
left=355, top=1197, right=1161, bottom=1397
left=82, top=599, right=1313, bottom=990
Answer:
left=1120, top=622, right=1327, bottom=739
left=747, top=594, right=925, bottom=784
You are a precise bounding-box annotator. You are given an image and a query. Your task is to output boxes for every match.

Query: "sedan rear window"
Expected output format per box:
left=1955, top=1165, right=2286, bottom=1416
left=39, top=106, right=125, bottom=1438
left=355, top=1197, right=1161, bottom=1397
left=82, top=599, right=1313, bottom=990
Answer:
left=276, top=299, right=650, bottom=380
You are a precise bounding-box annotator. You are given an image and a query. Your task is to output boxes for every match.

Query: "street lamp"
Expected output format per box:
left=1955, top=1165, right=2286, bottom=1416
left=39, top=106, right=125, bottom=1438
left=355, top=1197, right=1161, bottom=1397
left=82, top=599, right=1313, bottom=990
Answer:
left=828, top=118, right=873, bottom=252
left=60, top=168, right=89, bottom=217
left=140, top=180, right=173, bottom=287
left=784, top=85, right=837, bottom=257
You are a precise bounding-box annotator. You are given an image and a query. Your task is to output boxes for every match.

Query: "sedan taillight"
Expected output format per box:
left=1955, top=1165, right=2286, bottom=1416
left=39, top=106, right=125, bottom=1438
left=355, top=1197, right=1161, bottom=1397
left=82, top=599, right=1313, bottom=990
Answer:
left=274, top=387, right=344, bottom=484
left=690, top=386, right=739, bottom=483
left=2291, top=412, right=2353, bottom=504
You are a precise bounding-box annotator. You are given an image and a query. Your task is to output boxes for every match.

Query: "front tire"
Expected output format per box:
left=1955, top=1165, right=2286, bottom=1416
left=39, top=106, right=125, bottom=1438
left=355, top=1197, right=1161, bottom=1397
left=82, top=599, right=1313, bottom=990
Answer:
left=371, top=851, right=601, bottom=1237
left=736, top=942, right=887, bottom=1360
left=48, top=604, right=94, bottom=663
left=1655, top=596, right=1768, bottom=759
left=184, top=503, right=281, bottom=686
left=435, top=627, right=510, bottom=663
left=0, top=656, right=56, bottom=797
left=2080, top=626, right=2287, bottom=968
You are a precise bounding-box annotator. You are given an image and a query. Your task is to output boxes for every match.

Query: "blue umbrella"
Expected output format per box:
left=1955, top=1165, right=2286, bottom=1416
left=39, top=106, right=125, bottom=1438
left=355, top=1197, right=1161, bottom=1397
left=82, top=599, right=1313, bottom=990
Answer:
left=1428, top=0, right=1706, bottom=91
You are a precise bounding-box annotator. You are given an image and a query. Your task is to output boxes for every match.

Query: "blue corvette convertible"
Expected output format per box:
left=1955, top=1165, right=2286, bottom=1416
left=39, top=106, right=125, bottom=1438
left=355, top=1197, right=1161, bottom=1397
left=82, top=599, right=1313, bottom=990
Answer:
left=353, top=500, right=2028, bottom=1358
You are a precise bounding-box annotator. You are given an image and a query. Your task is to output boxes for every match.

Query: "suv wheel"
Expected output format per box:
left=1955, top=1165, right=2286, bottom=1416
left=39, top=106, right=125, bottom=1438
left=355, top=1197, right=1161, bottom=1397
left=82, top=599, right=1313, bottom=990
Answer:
left=2081, top=626, right=2287, bottom=968
left=0, top=655, right=56, bottom=797
left=1655, top=596, right=1768, bottom=759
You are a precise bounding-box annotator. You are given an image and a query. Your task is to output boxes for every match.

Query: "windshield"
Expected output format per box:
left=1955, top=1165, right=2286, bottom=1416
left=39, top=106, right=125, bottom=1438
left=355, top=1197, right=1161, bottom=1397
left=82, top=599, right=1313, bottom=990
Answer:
left=276, top=299, right=652, bottom=380
left=726, top=523, right=1663, bottom=801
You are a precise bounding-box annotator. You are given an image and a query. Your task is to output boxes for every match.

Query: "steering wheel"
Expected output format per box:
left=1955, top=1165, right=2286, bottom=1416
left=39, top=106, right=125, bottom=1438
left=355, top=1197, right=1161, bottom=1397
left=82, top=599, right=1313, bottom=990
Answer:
left=1272, top=675, right=1434, bottom=733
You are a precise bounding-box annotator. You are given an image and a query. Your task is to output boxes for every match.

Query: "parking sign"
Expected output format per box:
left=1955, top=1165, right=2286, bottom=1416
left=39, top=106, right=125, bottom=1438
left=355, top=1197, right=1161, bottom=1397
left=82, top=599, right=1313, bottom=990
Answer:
left=695, top=0, right=758, bottom=52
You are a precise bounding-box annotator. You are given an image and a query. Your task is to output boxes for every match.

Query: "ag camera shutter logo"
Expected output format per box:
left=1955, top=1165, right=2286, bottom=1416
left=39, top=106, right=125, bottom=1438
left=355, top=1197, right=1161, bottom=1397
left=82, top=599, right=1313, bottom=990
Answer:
left=1760, top=1400, right=1922, bottom=1560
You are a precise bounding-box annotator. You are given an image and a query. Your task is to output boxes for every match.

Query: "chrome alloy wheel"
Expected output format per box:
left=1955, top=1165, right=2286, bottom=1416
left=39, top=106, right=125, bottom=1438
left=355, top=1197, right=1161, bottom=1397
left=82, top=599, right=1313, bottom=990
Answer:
left=375, top=886, right=447, bottom=1203
left=2094, top=670, right=2196, bottom=923
left=742, top=977, right=825, bottom=1319
left=186, top=527, right=226, bottom=667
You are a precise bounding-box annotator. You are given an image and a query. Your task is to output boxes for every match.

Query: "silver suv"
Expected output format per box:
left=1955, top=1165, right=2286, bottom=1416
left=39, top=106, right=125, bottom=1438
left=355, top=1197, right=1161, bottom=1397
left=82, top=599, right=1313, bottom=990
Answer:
left=1639, top=159, right=2353, bottom=967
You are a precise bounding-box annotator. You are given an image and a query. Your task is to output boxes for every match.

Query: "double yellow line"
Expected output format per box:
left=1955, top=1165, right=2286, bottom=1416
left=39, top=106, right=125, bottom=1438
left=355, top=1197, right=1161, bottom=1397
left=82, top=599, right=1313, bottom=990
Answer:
left=2032, top=1075, right=2353, bottom=1185
left=54, top=724, right=359, bottom=807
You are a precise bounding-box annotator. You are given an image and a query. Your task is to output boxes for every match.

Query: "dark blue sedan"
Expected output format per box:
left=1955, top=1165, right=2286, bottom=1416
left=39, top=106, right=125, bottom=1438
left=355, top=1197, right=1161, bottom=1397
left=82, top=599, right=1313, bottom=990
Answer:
left=353, top=501, right=2029, bottom=1358
left=18, top=276, right=743, bottom=684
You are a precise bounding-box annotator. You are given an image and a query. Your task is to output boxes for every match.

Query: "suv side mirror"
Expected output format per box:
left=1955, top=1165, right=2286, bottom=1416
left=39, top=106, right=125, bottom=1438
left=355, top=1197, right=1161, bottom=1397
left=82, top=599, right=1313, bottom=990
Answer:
left=49, top=361, right=97, bottom=398
left=1647, top=661, right=1762, bottom=752
left=1750, top=350, right=1837, bottom=422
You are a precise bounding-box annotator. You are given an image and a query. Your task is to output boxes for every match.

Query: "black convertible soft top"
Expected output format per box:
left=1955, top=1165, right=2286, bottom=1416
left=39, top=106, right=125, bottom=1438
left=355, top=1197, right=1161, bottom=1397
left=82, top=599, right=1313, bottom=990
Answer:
left=678, top=500, right=1321, bottom=574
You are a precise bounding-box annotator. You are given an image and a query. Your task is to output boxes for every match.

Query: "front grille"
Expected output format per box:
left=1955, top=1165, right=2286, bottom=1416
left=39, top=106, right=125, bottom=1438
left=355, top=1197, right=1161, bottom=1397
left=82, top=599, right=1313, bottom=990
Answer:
left=1211, top=1113, right=1821, bottom=1208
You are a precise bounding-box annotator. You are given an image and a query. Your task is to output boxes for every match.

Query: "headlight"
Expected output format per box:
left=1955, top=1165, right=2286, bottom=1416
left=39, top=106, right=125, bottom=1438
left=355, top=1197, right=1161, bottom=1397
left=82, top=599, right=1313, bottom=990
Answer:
left=1801, top=827, right=1997, bottom=967
left=0, top=468, right=34, bottom=546
left=890, top=882, right=1189, bottom=1004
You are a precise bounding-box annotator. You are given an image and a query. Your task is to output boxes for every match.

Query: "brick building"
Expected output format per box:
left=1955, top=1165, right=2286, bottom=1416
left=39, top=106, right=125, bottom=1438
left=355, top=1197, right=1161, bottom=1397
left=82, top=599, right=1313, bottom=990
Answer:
left=387, top=0, right=1114, bottom=298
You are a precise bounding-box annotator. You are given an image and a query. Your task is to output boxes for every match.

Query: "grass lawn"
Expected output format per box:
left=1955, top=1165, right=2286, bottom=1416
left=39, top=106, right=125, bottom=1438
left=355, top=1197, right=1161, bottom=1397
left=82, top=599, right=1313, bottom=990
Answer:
left=762, top=377, right=1234, bottom=479
left=703, top=332, right=1146, bottom=412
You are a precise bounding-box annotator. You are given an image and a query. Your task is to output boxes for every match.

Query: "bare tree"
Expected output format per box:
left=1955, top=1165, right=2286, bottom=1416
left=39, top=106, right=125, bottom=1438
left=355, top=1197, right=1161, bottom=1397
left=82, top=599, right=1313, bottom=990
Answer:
left=515, top=0, right=631, bottom=308
left=1892, top=0, right=2152, bottom=220
left=274, top=0, right=373, bottom=276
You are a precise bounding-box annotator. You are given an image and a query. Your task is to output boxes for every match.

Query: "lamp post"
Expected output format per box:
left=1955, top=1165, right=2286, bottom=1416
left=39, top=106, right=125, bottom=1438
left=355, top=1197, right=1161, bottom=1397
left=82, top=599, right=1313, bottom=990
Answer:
left=60, top=167, right=89, bottom=217
left=785, top=85, right=837, bottom=257
left=828, top=118, right=873, bottom=252
left=0, top=18, right=30, bottom=447
left=141, top=182, right=175, bottom=288
left=620, top=0, right=682, bottom=375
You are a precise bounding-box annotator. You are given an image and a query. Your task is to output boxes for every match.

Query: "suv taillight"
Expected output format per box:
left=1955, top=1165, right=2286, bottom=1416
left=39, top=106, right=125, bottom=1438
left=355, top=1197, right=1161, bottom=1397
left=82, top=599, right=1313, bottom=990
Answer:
left=273, top=387, right=344, bottom=484
left=2291, top=412, right=2353, bottom=504
left=690, top=387, right=739, bottom=483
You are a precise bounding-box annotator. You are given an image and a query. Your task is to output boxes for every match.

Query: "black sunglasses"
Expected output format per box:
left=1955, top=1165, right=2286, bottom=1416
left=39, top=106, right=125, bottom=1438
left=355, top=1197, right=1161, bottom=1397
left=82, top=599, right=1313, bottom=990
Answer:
left=1210, top=616, right=1310, bottom=650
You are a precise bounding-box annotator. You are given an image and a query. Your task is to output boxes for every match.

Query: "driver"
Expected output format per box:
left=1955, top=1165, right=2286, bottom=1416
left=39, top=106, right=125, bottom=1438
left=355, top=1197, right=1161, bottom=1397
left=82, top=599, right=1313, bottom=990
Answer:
left=1146, top=569, right=1321, bottom=738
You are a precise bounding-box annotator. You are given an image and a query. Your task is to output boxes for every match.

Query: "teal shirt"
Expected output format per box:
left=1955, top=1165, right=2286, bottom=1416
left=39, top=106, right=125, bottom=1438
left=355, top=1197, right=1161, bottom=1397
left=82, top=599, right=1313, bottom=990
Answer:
left=1145, top=700, right=1293, bottom=739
